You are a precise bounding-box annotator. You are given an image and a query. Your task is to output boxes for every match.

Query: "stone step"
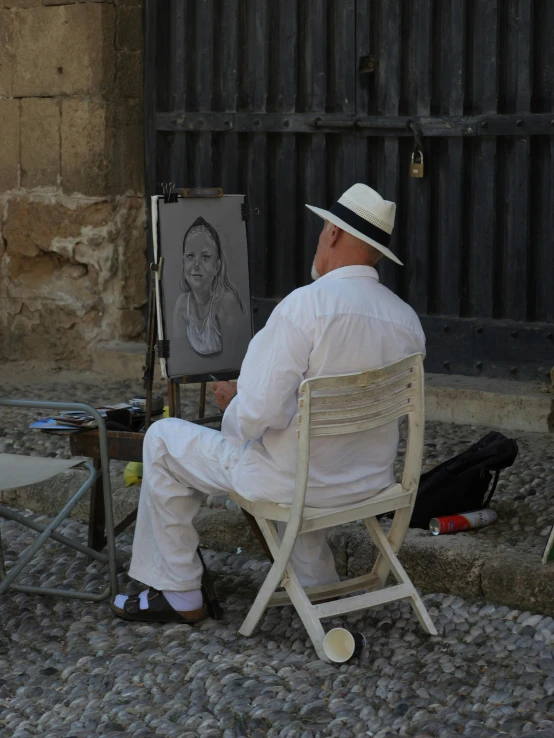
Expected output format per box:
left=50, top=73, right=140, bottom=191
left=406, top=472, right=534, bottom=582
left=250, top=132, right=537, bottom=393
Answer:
left=426, top=373, right=553, bottom=434
left=92, top=340, right=145, bottom=379
left=92, top=340, right=554, bottom=433
left=6, top=476, right=553, bottom=616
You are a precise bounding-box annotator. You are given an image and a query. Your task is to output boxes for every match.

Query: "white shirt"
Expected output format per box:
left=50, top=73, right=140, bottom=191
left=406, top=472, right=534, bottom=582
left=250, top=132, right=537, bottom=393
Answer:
left=223, top=265, right=426, bottom=506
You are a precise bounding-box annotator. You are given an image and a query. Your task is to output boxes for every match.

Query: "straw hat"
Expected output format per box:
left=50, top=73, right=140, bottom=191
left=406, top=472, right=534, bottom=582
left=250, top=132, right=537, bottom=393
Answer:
left=305, top=183, right=402, bottom=265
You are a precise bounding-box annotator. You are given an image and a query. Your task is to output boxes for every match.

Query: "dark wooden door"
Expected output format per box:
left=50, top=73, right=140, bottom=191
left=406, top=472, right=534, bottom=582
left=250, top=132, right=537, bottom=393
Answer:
left=145, top=0, right=554, bottom=381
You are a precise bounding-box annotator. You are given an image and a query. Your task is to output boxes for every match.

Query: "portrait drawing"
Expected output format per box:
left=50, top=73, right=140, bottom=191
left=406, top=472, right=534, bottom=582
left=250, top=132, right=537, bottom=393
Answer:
left=155, top=195, right=252, bottom=378
left=173, top=216, right=247, bottom=356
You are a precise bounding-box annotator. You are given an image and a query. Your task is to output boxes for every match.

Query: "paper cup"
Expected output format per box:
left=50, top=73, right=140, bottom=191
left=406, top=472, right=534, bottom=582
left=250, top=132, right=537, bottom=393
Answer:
left=322, top=628, right=366, bottom=663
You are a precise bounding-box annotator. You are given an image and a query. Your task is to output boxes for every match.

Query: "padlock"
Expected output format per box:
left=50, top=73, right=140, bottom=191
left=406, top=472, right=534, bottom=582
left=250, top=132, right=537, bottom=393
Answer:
left=410, top=149, right=424, bottom=178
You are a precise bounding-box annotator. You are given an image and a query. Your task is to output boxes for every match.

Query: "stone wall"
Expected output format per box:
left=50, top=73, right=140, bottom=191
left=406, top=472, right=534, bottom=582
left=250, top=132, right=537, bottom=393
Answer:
left=0, top=0, right=146, bottom=367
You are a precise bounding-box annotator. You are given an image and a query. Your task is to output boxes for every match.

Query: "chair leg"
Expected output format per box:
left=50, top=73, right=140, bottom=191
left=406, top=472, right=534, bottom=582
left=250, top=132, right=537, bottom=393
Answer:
left=237, top=518, right=329, bottom=659
left=0, top=470, right=96, bottom=594
left=0, top=505, right=108, bottom=564
left=238, top=518, right=296, bottom=637
left=408, top=591, right=439, bottom=636
left=281, top=566, right=328, bottom=661
left=0, top=464, right=117, bottom=602
left=365, top=517, right=437, bottom=636
left=370, top=507, right=412, bottom=588
left=99, top=462, right=118, bottom=599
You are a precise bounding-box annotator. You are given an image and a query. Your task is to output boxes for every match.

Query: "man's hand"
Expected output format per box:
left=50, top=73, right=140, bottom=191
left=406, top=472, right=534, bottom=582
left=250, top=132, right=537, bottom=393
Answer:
left=211, top=381, right=237, bottom=412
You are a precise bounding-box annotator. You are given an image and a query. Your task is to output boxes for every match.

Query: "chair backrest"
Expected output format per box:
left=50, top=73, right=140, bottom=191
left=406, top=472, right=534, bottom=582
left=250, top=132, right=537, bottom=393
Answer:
left=293, top=354, right=425, bottom=510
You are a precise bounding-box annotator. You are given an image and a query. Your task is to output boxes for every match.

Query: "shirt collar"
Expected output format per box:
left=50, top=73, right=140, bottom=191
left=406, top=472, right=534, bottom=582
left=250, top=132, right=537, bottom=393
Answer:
left=317, top=265, right=380, bottom=282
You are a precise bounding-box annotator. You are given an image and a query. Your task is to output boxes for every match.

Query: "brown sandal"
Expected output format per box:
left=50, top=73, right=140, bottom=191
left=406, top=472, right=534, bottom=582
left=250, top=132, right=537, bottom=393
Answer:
left=111, top=588, right=207, bottom=624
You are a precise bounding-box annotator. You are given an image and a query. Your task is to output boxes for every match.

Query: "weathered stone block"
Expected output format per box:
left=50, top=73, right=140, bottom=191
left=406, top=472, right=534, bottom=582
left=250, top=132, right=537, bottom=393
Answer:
left=119, top=308, right=144, bottom=338
left=1, top=195, right=146, bottom=366
left=102, top=197, right=146, bottom=312
left=0, top=99, right=20, bottom=191
left=12, top=4, right=115, bottom=96
left=116, top=5, right=142, bottom=51
left=4, top=0, right=42, bottom=7
left=61, top=99, right=112, bottom=196
left=481, top=552, right=554, bottom=613
left=3, top=198, right=113, bottom=260
left=0, top=9, right=14, bottom=97
left=4, top=299, right=102, bottom=366
left=117, top=196, right=147, bottom=308
left=21, top=98, right=60, bottom=188
left=116, top=50, right=143, bottom=99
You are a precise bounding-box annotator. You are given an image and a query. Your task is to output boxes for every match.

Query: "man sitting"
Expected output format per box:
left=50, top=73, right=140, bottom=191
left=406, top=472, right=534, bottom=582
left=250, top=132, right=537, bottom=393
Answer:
left=112, top=184, right=425, bottom=623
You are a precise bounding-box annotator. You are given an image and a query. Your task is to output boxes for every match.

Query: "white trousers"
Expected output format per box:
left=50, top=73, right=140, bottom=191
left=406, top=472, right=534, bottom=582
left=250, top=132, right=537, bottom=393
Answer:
left=128, top=418, right=339, bottom=591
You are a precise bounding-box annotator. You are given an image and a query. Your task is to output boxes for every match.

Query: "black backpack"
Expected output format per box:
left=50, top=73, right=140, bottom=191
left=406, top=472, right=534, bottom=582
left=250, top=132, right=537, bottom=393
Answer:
left=409, top=431, right=519, bottom=529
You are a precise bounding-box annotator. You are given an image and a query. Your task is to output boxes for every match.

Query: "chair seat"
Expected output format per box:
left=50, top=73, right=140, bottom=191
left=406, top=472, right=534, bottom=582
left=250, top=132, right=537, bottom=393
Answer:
left=230, top=483, right=410, bottom=532
left=0, top=453, right=87, bottom=492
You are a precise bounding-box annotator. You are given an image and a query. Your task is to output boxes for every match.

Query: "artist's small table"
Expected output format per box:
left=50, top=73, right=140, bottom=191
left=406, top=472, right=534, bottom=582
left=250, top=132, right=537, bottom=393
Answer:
left=69, top=427, right=271, bottom=558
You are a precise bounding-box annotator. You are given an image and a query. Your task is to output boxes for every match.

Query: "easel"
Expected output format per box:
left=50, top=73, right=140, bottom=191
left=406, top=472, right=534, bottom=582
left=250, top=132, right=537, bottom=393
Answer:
left=139, top=185, right=239, bottom=619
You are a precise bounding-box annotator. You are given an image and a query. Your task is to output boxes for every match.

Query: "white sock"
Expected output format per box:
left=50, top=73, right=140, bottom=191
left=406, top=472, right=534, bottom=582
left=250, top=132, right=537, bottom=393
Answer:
left=163, top=589, right=203, bottom=611
left=113, top=589, right=150, bottom=611
left=163, top=589, right=203, bottom=612
left=114, top=588, right=203, bottom=613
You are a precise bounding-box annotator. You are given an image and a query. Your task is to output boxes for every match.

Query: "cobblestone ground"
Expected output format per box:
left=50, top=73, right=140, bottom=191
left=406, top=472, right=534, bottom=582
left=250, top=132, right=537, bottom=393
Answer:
left=2, top=367, right=554, bottom=737
left=2, top=519, right=554, bottom=738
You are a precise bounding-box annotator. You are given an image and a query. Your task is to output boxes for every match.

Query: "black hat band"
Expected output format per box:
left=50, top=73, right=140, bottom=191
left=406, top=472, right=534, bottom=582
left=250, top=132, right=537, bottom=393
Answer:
left=329, top=202, right=391, bottom=247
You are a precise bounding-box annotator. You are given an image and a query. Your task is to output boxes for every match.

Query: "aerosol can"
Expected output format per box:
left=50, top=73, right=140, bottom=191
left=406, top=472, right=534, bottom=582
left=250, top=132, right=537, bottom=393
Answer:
left=429, top=509, right=497, bottom=535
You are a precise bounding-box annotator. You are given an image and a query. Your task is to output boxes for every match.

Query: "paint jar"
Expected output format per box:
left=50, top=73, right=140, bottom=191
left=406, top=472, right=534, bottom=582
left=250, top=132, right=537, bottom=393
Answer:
left=129, top=395, right=164, bottom=420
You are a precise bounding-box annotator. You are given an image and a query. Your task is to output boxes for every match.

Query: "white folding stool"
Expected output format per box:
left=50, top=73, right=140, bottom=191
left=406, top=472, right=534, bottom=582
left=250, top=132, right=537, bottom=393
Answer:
left=0, top=399, right=117, bottom=601
left=230, top=354, right=437, bottom=661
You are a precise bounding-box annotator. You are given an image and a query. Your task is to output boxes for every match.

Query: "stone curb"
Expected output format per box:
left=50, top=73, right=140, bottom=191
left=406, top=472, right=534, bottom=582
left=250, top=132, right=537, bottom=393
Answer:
left=426, top=373, right=554, bottom=434
left=91, top=340, right=145, bottom=380
left=4, top=479, right=554, bottom=614
left=193, top=508, right=554, bottom=615
left=92, top=341, right=554, bottom=433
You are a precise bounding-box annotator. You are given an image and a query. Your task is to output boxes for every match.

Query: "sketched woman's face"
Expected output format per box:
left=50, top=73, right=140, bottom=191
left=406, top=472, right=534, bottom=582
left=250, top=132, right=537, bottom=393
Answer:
left=183, top=229, right=220, bottom=291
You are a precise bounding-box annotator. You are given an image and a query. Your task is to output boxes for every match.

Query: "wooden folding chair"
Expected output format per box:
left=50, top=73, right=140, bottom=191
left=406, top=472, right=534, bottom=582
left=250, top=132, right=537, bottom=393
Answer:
left=0, top=399, right=118, bottom=601
left=230, top=354, right=437, bottom=661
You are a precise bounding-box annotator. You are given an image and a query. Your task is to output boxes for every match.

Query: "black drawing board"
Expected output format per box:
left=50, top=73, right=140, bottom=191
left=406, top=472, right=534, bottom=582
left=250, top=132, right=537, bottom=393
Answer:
left=152, top=195, right=253, bottom=379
